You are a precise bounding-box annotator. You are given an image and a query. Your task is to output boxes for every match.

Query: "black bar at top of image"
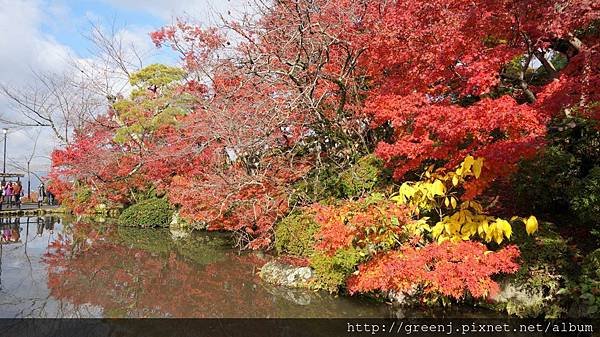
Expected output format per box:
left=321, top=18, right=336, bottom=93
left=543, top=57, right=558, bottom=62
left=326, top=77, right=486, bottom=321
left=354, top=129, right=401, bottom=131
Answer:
left=0, top=318, right=597, bottom=337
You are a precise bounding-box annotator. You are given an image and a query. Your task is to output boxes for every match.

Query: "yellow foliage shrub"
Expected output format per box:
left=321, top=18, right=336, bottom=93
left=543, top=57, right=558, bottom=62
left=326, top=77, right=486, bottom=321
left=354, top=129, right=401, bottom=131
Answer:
left=392, top=156, right=538, bottom=244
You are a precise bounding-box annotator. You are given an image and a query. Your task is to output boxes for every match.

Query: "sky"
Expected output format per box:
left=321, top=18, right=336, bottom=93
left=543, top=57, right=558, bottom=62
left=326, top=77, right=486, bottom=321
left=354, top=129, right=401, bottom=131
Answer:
left=0, top=0, right=246, bottom=187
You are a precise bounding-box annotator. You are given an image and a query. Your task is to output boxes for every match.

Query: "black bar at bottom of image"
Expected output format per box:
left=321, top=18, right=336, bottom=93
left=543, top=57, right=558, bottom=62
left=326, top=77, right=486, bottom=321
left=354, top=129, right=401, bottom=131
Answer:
left=0, top=318, right=597, bottom=337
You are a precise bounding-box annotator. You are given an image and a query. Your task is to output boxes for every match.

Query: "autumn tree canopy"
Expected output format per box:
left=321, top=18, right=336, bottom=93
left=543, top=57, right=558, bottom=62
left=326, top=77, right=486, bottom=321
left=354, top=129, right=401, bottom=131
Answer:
left=49, top=0, right=599, bottom=249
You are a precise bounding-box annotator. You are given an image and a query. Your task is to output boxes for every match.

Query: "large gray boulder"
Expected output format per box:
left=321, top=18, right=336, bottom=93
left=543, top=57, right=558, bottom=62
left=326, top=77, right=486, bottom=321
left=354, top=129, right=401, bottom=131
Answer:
left=260, top=261, right=314, bottom=288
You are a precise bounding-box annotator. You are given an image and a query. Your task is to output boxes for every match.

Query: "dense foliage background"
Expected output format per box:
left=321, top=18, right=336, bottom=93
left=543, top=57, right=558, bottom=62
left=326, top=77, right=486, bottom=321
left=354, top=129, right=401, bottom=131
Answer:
left=47, top=0, right=599, bottom=318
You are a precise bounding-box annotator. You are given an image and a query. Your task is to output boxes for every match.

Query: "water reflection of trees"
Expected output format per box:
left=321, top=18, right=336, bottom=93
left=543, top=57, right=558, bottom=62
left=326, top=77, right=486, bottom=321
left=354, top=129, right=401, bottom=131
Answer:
left=43, top=223, right=277, bottom=317
left=1, top=216, right=102, bottom=319
left=113, top=227, right=230, bottom=266
left=3, top=219, right=392, bottom=318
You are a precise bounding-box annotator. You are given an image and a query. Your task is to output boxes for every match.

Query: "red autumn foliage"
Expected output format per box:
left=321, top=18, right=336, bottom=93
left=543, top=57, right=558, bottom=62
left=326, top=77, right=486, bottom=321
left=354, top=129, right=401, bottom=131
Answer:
left=353, top=0, right=599, bottom=197
left=48, top=115, right=142, bottom=213
left=48, top=0, right=599, bottom=249
left=167, top=156, right=308, bottom=250
left=312, top=197, right=412, bottom=255
left=367, top=95, right=548, bottom=199
left=347, top=242, right=521, bottom=300
left=155, top=62, right=314, bottom=249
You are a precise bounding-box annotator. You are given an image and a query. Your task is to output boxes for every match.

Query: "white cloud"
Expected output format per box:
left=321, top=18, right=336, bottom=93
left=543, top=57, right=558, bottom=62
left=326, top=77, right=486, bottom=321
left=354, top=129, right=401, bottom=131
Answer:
left=101, top=0, right=249, bottom=23
left=0, top=0, right=247, bottom=184
left=0, top=0, right=73, bottom=83
left=0, top=0, right=75, bottom=180
left=114, top=24, right=169, bottom=65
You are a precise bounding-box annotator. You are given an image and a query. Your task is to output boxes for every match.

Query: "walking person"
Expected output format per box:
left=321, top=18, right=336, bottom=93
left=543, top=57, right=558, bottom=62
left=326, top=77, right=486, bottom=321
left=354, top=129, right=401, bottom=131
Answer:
left=37, top=184, right=45, bottom=208
left=47, top=191, right=53, bottom=206
left=13, top=181, right=22, bottom=209
left=3, top=183, right=13, bottom=209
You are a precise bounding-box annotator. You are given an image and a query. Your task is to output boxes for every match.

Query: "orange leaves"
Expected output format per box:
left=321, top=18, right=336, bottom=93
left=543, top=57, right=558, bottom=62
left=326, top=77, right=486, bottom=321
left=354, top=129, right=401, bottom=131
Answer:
left=312, top=195, right=412, bottom=255
left=347, top=241, right=521, bottom=300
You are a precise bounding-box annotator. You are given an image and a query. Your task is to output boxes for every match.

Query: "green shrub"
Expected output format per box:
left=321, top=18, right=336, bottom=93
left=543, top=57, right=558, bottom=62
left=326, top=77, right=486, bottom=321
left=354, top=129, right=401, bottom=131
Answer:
left=512, top=223, right=573, bottom=276
left=290, top=154, right=389, bottom=205
left=573, top=249, right=600, bottom=317
left=118, top=197, right=173, bottom=228
left=498, top=226, right=599, bottom=318
left=290, top=166, right=344, bottom=205
left=513, top=146, right=579, bottom=213
left=551, top=115, right=600, bottom=165
left=309, top=247, right=363, bottom=293
left=574, top=278, right=600, bottom=318
left=570, top=167, right=600, bottom=241
left=582, top=249, right=600, bottom=280
left=274, top=208, right=320, bottom=257
left=515, top=152, right=599, bottom=244
left=339, top=155, right=385, bottom=197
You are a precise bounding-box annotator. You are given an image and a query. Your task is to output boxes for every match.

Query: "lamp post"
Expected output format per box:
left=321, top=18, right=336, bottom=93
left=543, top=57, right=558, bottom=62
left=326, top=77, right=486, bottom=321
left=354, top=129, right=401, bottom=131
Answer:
left=27, top=161, right=30, bottom=201
left=2, top=128, right=6, bottom=185
left=1, top=128, right=6, bottom=210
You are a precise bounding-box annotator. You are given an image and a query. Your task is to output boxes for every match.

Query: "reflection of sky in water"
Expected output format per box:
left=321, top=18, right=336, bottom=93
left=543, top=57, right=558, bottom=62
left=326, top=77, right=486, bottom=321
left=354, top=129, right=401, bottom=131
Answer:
left=0, top=217, right=104, bottom=318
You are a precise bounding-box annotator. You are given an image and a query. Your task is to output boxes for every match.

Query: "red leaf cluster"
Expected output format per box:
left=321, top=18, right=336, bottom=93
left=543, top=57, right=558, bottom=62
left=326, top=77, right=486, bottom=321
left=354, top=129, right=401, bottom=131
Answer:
left=347, top=242, right=521, bottom=300
left=355, top=0, right=599, bottom=197
left=312, top=198, right=411, bottom=255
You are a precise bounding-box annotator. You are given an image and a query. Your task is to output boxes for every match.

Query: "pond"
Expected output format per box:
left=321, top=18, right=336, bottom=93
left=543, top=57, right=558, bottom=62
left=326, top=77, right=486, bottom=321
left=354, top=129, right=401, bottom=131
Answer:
left=0, top=215, right=498, bottom=318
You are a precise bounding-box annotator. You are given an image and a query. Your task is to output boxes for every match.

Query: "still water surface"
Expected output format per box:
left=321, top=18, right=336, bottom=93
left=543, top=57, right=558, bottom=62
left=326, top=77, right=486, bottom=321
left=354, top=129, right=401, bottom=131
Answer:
left=0, top=216, right=501, bottom=319
left=0, top=215, right=396, bottom=318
